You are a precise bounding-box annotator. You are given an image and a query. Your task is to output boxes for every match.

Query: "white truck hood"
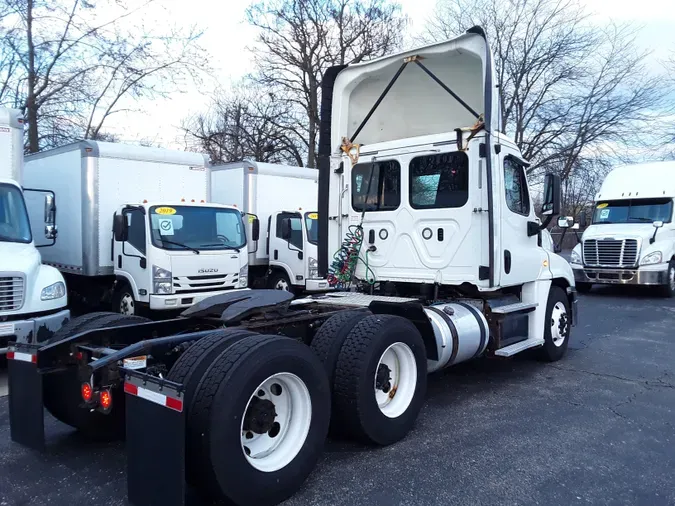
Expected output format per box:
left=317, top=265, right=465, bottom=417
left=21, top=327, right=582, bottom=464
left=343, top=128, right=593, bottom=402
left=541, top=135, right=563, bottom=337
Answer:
left=0, top=241, right=40, bottom=276
left=583, top=223, right=657, bottom=243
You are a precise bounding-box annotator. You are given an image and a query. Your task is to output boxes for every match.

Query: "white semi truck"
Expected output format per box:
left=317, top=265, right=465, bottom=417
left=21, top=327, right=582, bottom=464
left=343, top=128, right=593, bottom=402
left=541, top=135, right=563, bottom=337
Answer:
left=7, top=27, right=577, bottom=506
left=0, top=108, right=69, bottom=355
left=570, top=161, right=675, bottom=296
left=210, top=160, right=329, bottom=293
left=23, top=141, right=249, bottom=315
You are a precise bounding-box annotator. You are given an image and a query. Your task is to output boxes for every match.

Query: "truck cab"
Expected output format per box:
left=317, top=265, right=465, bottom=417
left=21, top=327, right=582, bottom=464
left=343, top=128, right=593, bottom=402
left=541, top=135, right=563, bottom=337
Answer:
left=570, top=161, right=675, bottom=296
left=0, top=108, right=69, bottom=353
left=267, top=210, right=326, bottom=291
left=112, top=201, right=249, bottom=314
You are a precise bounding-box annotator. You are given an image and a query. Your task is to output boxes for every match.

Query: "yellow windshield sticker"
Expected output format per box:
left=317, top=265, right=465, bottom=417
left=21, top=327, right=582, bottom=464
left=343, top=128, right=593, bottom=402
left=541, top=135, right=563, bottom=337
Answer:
left=155, top=207, right=176, bottom=215
left=596, top=203, right=608, bottom=209
left=307, top=212, right=318, bottom=220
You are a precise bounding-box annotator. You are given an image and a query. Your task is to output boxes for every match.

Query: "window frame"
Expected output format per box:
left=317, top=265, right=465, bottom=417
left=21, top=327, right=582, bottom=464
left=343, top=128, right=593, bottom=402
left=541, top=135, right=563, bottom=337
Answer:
left=125, top=208, right=147, bottom=255
left=503, top=155, right=531, bottom=217
left=351, top=160, right=401, bottom=213
left=408, top=151, right=469, bottom=210
left=276, top=211, right=303, bottom=250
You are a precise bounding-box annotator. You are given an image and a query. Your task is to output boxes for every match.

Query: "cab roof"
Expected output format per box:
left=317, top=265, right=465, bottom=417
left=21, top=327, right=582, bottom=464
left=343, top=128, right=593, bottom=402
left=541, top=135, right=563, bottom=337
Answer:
left=596, top=161, right=675, bottom=201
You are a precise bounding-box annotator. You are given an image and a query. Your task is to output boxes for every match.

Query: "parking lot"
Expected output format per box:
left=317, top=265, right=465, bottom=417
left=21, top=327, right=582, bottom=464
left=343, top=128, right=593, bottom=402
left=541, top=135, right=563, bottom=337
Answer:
left=1, top=286, right=674, bottom=506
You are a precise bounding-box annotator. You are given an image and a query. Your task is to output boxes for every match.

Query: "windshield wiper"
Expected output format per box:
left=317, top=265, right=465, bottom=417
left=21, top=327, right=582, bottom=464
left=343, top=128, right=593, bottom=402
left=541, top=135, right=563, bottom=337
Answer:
left=628, top=217, right=653, bottom=222
left=159, top=238, right=200, bottom=254
left=199, top=243, right=241, bottom=253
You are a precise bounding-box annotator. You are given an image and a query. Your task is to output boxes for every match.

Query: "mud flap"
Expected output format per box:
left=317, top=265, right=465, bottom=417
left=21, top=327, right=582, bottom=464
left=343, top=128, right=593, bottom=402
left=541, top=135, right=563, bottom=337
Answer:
left=124, top=370, right=186, bottom=506
left=7, top=344, right=45, bottom=451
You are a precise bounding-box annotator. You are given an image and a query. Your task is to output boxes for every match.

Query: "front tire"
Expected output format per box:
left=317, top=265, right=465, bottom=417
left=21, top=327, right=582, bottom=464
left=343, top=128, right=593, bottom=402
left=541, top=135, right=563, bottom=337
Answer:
left=658, top=260, right=675, bottom=298
left=268, top=271, right=295, bottom=294
left=332, top=314, right=427, bottom=446
left=187, top=334, right=330, bottom=506
left=112, top=282, right=139, bottom=315
left=537, top=286, right=571, bottom=362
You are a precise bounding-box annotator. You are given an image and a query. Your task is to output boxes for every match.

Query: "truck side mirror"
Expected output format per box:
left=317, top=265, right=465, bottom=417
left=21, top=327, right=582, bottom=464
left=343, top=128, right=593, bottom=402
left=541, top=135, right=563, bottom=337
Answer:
left=251, top=218, right=260, bottom=242
left=557, top=216, right=572, bottom=229
left=541, top=173, right=561, bottom=216
left=44, top=193, right=58, bottom=240
left=113, top=213, right=128, bottom=242
left=281, top=218, right=292, bottom=240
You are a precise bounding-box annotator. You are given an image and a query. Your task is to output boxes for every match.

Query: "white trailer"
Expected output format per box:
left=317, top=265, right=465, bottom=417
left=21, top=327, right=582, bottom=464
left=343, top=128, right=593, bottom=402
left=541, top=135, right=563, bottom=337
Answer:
left=23, top=141, right=249, bottom=315
left=211, top=160, right=329, bottom=292
left=570, top=161, right=675, bottom=296
left=0, top=107, right=69, bottom=354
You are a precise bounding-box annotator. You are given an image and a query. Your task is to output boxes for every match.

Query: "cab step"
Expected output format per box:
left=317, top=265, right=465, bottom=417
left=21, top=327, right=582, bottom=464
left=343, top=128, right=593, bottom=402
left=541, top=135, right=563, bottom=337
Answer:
left=494, top=337, right=544, bottom=357
left=490, top=302, right=538, bottom=315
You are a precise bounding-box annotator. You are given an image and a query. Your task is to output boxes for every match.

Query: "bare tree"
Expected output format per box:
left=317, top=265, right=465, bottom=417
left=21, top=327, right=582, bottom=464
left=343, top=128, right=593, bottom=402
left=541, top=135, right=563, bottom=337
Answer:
left=182, top=85, right=306, bottom=166
left=423, top=0, right=667, bottom=183
left=246, top=0, right=407, bottom=167
left=1, top=0, right=207, bottom=152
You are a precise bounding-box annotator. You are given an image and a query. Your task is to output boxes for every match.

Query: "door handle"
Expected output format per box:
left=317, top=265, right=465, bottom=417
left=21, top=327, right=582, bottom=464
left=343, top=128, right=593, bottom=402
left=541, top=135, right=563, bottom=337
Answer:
left=274, top=249, right=278, bottom=260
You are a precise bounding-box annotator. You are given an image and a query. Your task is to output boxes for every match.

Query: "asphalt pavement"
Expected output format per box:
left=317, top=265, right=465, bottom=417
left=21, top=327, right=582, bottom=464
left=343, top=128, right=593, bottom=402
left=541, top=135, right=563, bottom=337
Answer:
left=1, top=285, right=674, bottom=506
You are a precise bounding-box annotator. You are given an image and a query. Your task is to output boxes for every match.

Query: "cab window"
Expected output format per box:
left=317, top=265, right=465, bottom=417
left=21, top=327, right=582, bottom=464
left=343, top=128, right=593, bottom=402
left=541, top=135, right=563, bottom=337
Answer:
left=409, top=152, right=469, bottom=209
left=504, top=157, right=530, bottom=216
left=352, top=161, right=400, bottom=212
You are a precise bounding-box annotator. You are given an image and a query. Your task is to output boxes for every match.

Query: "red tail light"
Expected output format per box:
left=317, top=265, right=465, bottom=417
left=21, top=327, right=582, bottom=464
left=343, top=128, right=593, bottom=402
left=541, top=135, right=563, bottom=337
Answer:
left=81, top=383, right=93, bottom=402
left=100, top=389, right=112, bottom=411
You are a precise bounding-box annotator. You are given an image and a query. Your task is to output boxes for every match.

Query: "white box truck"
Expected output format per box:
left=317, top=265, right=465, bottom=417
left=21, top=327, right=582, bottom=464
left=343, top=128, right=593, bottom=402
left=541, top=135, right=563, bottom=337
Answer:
left=210, top=160, right=329, bottom=293
left=569, top=161, right=675, bottom=296
left=7, top=27, right=579, bottom=506
left=0, top=107, right=69, bottom=354
left=23, top=141, right=249, bottom=315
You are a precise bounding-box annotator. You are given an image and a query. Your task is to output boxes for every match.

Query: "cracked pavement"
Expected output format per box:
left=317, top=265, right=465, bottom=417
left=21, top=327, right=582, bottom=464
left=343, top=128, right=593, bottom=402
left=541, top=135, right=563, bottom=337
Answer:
left=1, top=285, right=674, bottom=506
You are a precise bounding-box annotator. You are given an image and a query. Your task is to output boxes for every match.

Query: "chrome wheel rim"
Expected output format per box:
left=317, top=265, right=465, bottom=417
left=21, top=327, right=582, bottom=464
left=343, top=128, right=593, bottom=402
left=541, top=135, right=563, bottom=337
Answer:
left=550, top=301, right=568, bottom=347
left=120, top=293, right=135, bottom=315
left=275, top=278, right=290, bottom=291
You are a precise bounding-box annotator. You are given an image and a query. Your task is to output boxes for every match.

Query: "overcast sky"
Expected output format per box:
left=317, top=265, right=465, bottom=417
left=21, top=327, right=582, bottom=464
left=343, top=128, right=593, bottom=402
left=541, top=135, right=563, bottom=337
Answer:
left=103, top=0, right=675, bottom=148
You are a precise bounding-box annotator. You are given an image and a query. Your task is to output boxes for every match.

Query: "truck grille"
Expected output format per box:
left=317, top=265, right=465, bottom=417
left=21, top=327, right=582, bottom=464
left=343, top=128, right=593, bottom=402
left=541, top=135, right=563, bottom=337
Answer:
left=583, top=239, right=639, bottom=267
left=173, top=274, right=239, bottom=294
left=0, top=276, right=25, bottom=311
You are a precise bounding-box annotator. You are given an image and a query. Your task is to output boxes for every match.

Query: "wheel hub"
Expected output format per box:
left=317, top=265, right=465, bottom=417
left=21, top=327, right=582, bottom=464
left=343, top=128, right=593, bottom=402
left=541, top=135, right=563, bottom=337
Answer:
left=375, top=363, right=392, bottom=393
left=243, top=397, right=278, bottom=434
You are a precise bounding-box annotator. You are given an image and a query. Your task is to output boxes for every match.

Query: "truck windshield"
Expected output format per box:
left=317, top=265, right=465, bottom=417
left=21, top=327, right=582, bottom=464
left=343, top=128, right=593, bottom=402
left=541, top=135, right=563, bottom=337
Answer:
left=305, top=212, right=318, bottom=245
left=0, top=183, right=32, bottom=244
left=149, top=205, right=246, bottom=251
left=592, top=199, right=673, bottom=225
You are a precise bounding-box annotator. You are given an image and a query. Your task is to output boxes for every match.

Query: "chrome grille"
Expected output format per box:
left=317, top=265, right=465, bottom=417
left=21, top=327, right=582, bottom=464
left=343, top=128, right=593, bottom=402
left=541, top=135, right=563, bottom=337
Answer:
left=583, top=239, right=639, bottom=267
left=0, top=276, right=25, bottom=311
left=172, top=274, right=239, bottom=294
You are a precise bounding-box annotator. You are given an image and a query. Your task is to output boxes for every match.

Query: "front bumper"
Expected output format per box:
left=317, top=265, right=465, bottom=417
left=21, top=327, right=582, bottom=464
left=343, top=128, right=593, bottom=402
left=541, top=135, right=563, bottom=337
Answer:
left=572, top=264, right=668, bottom=286
left=0, top=309, right=71, bottom=353
left=305, top=278, right=332, bottom=292
left=149, top=288, right=250, bottom=310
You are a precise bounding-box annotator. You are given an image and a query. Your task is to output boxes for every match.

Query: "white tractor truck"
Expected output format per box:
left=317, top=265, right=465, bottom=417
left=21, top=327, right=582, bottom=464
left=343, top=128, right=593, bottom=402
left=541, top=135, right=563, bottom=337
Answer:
left=23, top=141, right=249, bottom=315
left=210, top=160, right=329, bottom=293
left=0, top=108, right=69, bottom=355
left=6, top=27, right=576, bottom=506
left=570, top=161, right=675, bottom=296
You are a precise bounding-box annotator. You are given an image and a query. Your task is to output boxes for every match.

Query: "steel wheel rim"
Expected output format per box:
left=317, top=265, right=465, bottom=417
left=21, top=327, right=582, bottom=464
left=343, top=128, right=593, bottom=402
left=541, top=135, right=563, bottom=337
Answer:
left=550, top=301, right=568, bottom=347
left=120, top=293, right=135, bottom=315
left=374, top=342, right=417, bottom=418
left=240, top=372, right=312, bottom=473
left=275, top=278, right=290, bottom=291
left=669, top=265, right=675, bottom=291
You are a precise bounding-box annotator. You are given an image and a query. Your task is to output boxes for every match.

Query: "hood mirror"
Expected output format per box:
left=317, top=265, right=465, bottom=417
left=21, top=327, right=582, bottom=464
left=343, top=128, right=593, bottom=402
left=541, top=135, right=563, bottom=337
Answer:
left=650, top=221, right=664, bottom=244
left=653, top=220, right=664, bottom=229
left=557, top=216, right=573, bottom=229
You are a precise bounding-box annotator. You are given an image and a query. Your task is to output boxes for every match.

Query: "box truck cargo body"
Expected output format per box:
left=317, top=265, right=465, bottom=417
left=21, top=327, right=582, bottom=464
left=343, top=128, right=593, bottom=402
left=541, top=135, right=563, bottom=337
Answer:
left=24, top=141, right=249, bottom=314
left=211, top=160, right=328, bottom=292
left=0, top=107, right=69, bottom=353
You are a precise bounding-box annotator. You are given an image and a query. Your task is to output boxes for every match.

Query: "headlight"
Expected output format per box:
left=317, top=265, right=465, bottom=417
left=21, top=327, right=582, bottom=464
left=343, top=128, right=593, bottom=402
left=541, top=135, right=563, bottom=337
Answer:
left=239, top=264, right=248, bottom=287
left=570, top=249, right=582, bottom=265
left=640, top=251, right=662, bottom=265
left=153, top=265, right=172, bottom=294
left=308, top=257, right=319, bottom=278
left=41, top=281, right=65, bottom=300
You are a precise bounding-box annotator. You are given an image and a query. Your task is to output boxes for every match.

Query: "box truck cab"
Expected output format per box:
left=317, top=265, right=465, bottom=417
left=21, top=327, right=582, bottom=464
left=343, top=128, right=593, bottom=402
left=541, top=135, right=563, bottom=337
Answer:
left=211, top=161, right=329, bottom=293
left=570, top=161, right=675, bottom=296
left=24, top=141, right=248, bottom=315
left=0, top=108, right=69, bottom=353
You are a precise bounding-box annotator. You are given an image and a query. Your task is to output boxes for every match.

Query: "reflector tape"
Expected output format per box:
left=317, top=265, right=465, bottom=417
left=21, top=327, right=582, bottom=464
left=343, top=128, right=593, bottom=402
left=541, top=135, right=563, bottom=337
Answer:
left=124, top=382, right=183, bottom=412
left=7, top=351, right=36, bottom=363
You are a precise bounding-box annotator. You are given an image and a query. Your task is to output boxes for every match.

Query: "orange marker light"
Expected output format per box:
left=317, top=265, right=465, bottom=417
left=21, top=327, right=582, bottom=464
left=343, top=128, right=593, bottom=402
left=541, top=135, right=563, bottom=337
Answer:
left=81, top=383, right=93, bottom=402
left=100, top=389, right=112, bottom=410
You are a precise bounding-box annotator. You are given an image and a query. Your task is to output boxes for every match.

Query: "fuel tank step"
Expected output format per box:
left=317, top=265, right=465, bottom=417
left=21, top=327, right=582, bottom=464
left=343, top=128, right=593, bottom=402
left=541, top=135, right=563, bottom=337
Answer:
left=494, top=337, right=544, bottom=357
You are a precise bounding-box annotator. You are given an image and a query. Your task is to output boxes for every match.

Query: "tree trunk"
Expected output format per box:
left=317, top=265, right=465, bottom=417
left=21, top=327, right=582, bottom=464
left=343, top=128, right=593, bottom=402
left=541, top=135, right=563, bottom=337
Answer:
left=25, top=0, right=39, bottom=152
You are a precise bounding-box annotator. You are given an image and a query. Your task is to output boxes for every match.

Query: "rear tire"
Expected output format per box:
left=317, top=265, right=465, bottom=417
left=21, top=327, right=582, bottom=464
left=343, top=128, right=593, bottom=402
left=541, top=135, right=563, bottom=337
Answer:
left=575, top=282, right=592, bottom=294
left=332, top=314, right=427, bottom=446
left=42, top=313, right=150, bottom=440
left=537, top=286, right=571, bottom=362
left=188, top=334, right=330, bottom=506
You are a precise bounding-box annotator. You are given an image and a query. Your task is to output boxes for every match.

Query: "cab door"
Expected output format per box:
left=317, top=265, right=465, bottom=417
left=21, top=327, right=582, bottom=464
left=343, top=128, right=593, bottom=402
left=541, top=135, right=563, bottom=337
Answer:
left=269, top=211, right=305, bottom=286
left=113, top=207, right=150, bottom=298
left=498, top=151, right=547, bottom=287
